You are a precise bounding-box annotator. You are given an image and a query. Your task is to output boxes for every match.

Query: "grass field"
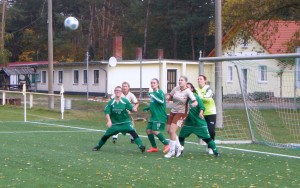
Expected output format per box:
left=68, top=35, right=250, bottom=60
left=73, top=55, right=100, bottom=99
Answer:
left=1, top=101, right=300, bottom=188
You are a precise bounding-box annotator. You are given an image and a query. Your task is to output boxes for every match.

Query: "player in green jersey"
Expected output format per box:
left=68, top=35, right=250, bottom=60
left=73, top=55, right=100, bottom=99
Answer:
left=92, top=86, right=145, bottom=152
left=177, top=83, right=219, bottom=157
left=143, top=78, right=170, bottom=153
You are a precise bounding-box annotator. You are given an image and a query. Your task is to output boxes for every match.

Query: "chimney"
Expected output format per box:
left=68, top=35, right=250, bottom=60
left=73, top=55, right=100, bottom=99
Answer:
left=136, top=47, right=142, bottom=60
left=113, top=36, right=122, bottom=60
left=158, top=49, right=164, bottom=60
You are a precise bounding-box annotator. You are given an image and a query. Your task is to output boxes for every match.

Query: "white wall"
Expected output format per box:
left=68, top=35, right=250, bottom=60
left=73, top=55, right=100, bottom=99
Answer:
left=35, top=60, right=213, bottom=95
left=221, top=36, right=298, bottom=98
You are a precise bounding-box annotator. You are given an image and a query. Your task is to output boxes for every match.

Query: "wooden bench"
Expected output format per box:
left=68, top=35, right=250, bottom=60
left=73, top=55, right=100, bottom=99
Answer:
left=0, top=98, right=22, bottom=106
left=130, top=88, right=150, bottom=99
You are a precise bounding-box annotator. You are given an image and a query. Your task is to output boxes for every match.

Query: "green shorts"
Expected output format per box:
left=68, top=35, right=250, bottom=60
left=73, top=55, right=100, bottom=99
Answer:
left=146, top=122, right=166, bottom=132
left=104, top=122, right=135, bottom=136
left=179, top=125, right=211, bottom=139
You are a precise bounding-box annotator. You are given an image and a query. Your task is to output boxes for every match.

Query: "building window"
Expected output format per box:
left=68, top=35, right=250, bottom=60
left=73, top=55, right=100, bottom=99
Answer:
left=74, top=70, right=79, bottom=84
left=296, top=47, right=300, bottom=88
left=240, top=38, right=248, bottom=49
left=258, top=65, right=267, bottom=82
left=227, top=66, right=233, bottom=82
left=58, top=71, right=63, bottom=84
left=94, top=70, right=99, bottom=84
left=41, top=71, right=46, bottom=83
left=83, top=70, right=87, bottom=84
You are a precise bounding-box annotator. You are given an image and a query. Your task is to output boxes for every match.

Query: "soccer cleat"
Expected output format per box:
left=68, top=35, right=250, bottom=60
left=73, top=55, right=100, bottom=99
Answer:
left=146, top=147, right=159, bottom=153
left=163, top=144, right=170, bottom=153
left=112, top=137, right=117, bottom=144
left=175, top=145, right=184, bottom=157
left=214, top=153, right=220, bottom=157
left=92, top=146, right=100, bottom=151
left=164, top=149, right=175, bottom=158
left=140, top=145, right=146, bottom=153
left=208, top=148, right=214, bottom=155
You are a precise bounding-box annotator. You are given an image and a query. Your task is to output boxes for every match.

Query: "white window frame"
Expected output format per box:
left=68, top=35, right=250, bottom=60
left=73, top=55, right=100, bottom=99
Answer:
left=258, top=65, right=267, bottom=83
left=93, top=70, right=99, bottom=84
left=83, top=70, right=87, bottom=84
left=58, top=71, right=63, bottom=84
left=73, top=70, right=79, bottom=84
left=227, top=66, right=233, bottom=83
left=41, top=71, right=47, bottom=84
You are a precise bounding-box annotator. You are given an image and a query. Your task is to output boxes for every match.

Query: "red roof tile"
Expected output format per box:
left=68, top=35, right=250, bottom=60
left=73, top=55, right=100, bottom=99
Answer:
left=208, top=20, right=300, bottom=57
left=5, top=61, right=58, bottom=67
left=252, top=21, right=300, bottom=54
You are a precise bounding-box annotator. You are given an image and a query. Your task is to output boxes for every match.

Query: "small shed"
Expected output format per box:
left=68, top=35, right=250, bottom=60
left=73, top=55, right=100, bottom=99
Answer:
left=0, top=67, right=35, bottom=90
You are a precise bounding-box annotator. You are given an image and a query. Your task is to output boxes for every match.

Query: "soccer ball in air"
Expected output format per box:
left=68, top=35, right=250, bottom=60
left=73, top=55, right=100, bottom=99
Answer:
left=64, top=17, right=79, bottom=30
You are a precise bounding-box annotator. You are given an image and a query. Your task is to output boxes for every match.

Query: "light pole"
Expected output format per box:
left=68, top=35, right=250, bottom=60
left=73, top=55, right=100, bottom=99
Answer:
left=86, top=51, right=89, bottom=100
left=139, top=48, right=142, bottom=100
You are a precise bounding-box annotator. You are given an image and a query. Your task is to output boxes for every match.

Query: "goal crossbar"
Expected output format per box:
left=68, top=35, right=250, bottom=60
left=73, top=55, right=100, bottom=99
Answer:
left=199, top=53, right=300, bottom=62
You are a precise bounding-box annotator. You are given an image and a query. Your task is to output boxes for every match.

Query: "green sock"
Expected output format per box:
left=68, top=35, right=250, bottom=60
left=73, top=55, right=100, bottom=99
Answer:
left=156, top=133, right=169, bottom=145
left=134, top=137, right=144, bottom=148
left=97, top=139, right=105, bottom=149
left=147, top=134, right=157, bottom=148
left=207, top=140, right=219, bottom=154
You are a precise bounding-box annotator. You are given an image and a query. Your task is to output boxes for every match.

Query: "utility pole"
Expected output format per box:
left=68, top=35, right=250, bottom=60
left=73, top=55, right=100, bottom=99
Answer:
left=1, top=0, right=6, bottom=66
left=215, top=0, right=223, bottom=128
left=48, top=0, right=54, bottom=109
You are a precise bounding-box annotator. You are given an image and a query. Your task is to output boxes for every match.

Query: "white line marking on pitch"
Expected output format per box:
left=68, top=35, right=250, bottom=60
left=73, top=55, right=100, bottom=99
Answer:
left=2, top=121, right=300, bottom=160
left=0, top=130, right=93, bottom=134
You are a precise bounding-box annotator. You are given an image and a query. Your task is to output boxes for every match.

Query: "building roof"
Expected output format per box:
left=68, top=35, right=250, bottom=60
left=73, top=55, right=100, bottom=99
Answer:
left=252, top=21, right=300, bottom=54
left=208, top=20, right=300, bottom=57
left=1, top=67, right=35, bottom=76
left=5, top=61, right=57, bottom=67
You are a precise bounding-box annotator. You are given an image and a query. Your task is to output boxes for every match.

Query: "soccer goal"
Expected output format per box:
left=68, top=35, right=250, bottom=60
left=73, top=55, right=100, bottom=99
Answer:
left=200, top=53, right=300, bottom=149
left=0, top=84, right=65, bottom=123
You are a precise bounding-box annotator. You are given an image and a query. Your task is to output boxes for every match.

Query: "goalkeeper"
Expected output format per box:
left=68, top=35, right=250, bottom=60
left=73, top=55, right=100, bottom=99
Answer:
left=177, top=83, right=219, bottom=157
left=92, top=86, right=145, bottom=153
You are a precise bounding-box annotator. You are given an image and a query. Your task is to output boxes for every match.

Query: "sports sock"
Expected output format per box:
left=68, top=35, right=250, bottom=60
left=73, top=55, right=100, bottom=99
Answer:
left=134, top=137, right=143, bottom=148
left=179, top=137, right=185, bottom=146
left=112, top=134, right=118, bottom=139
left=147, top=134, right=157, bottom=148
left=176, top=136, right=181, bottom=147
left=156, top=133, right=169, bottom=145
left=97, top=140, right=105, bottom=149
left=207, top=140, right=218, bottom=154
left=169, top=140, right=176, bottom=151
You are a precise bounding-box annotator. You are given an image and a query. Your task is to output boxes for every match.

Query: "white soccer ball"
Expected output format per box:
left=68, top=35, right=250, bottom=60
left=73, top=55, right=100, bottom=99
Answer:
left=64, top=17, right=79, bottom=30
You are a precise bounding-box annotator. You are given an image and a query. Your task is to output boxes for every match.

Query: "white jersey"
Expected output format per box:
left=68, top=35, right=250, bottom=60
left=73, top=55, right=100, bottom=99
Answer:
left=111, top=92, right=138, bottom=105
left=123, top=92, right=138, bottom=104
left=170, top=86, right=196, bottom=113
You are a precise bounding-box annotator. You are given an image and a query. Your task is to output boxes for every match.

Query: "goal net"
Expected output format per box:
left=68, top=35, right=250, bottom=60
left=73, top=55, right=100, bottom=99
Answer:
left=211, top=54, right=300, bottom=149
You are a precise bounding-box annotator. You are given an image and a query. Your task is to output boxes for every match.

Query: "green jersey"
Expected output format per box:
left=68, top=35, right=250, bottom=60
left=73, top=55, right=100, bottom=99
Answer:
left=148, top=89, right=168, bottom=123
left=104, top=97, right=133, bottom=125
left=184, top=94, right=207, bottom=127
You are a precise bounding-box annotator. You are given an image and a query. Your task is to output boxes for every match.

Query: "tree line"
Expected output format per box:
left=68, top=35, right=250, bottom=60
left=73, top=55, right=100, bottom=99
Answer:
left=0, top=0, right=299, bottom=64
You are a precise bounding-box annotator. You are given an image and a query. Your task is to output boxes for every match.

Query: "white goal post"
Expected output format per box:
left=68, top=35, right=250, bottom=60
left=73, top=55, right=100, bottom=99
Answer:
left=199, top=52, right=300, bottom=148
left=0, top=84, right=65, bottom=122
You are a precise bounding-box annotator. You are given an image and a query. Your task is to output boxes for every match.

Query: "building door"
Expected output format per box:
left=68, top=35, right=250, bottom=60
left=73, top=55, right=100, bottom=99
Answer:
left=242, top=69, right=247, bottom=94
left=167, top=69, right=177, bottom=92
